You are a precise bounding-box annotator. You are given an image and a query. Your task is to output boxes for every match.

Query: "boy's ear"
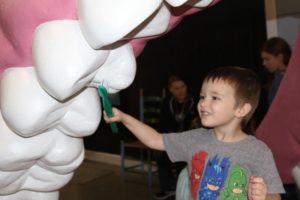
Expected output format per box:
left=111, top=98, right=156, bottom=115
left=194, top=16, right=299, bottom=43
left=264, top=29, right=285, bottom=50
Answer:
left=235, top=103, right=252, bottom=118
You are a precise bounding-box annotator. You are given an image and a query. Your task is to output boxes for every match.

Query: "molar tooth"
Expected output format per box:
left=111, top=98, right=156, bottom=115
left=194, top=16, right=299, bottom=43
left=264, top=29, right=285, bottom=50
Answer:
left=58, top=88, right=101, bottom=137
left=91, top=43, right=136, bottom=94
left=33, top=20, right=109, bottom=101
left=0, top=67, right=101, bottom=139
left=126, top=3, right=171, bottom=39
left=78, top=0, right=162, bottom=49
left=0, top=67, right=65, bottom=137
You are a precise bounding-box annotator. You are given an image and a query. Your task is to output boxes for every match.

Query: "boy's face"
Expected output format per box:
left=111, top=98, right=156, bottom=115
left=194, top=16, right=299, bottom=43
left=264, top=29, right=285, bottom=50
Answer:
left=198, top=79, right=239, bottom=128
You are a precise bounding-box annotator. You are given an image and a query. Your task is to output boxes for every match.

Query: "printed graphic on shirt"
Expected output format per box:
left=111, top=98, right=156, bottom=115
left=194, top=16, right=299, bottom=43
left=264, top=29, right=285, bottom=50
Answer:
left=219, top=164, right=248, bottom=200
left=198, top=155, right=230, bottom=200
left=190, top=151, right=208, bottom=200
left=189, top=151, right=251, bottom=200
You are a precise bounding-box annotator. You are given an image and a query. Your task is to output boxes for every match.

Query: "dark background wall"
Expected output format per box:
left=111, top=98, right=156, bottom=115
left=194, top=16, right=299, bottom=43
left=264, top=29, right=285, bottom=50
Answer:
left=84, top=0, right=267, bottom=154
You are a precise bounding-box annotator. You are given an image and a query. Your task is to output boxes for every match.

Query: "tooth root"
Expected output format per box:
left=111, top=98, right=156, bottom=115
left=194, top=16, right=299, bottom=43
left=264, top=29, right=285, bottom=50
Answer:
left=78, top=0, right=162, bottom=49
left=33, top=20, right=109, bottom=101
left=91, top=43, right=136, bottom=93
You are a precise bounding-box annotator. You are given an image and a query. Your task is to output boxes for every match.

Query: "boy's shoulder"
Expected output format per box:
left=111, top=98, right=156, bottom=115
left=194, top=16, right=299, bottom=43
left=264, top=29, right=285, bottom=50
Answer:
left=245, top=135, right=273, bottom=152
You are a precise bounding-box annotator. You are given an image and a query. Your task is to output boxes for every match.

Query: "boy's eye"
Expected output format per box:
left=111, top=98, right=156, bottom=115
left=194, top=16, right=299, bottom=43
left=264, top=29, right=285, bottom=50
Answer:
left=199, top=95, right=220, bottom=101
left=212, top=96, right=219, bottom=100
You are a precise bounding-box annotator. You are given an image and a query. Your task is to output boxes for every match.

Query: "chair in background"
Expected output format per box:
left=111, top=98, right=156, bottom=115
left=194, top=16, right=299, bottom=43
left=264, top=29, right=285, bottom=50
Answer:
left=120, top=88, right=165, bottom=188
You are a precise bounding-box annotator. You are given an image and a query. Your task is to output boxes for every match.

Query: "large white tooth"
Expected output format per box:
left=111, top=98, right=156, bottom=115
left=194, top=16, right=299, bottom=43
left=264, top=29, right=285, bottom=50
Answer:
left=33, top=20, right=109, bottom=101
left=78, top=0, right=162, bottom=49
left=0, top=112, right=53, bottom=171
left=0, top=67, right=66, bottom=137
left=187, top=0, right=214, bottom=7
left=58, top=88, right=101, bottom=137
left=22, top=161, right=74, bottom=191
left=90, top=43, right=136, bottom=94
left=0, top=66, right=101, bottom=138
left=37, top=131, right=84, bottom=175
left=127, top=3, right=171, bottom=38
left=0, top=116, right=56, bottom=193
left=0, top=118, right=83, bottom=192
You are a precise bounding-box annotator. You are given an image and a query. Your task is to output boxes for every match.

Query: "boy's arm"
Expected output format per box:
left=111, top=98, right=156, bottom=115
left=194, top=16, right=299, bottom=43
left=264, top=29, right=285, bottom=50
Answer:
left=248, top=176, right=281, bottom=200
left=104, top=107, right=165, bottom=151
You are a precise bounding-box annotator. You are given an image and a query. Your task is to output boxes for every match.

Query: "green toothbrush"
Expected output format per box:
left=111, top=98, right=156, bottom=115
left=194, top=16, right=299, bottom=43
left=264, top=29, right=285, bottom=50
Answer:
left=98, top=85, right=118, bottom=133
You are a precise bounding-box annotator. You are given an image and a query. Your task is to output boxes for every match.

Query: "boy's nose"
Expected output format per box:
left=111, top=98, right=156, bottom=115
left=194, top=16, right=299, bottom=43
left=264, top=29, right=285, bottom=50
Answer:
left=199, top=99, right=207, bottom=108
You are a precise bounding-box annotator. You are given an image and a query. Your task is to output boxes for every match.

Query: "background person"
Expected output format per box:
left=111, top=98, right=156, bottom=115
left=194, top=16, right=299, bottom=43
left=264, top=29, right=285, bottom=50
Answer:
left=261, top=37, right=292, bottom=105
left=247, top=37, right=292, bottom=136
left=154, top=75, right=198, bottom=199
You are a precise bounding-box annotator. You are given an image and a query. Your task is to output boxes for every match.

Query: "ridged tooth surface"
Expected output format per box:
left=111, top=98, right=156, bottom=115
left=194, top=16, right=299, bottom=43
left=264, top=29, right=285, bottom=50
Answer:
left=0, top=124, right=83, bottom=193
left=91, top=43, right=136, bottom=94
left=21, top=161, right=75, bottom=191
left=78, top=0, right=162, bottom=49
left=57, top=88, right=101, bottom=137
left=33, top=20, right=109, bottom=101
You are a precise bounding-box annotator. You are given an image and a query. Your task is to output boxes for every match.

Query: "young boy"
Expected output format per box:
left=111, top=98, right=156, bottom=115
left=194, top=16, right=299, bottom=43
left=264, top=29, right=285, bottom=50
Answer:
left=104, top=66, right=284, bottom=200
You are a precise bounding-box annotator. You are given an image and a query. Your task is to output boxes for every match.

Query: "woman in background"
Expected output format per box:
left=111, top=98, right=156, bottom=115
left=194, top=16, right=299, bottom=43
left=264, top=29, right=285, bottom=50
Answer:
left=261, top=37, right=292, bottom=105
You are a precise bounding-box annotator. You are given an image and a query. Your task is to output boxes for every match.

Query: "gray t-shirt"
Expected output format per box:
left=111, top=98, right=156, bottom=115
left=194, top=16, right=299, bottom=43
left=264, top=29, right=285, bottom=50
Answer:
left=163, top=128, right=285, bottom=200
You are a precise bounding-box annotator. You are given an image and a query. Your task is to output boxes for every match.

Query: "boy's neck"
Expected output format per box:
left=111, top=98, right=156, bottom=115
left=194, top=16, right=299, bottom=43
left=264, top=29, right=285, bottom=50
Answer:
left=213, top=127, right=247, bottom=142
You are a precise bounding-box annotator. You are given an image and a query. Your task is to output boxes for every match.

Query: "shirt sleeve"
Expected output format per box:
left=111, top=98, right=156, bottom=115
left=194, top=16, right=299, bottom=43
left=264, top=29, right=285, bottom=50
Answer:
left=258, top=148, right=285, bottom=194
left=162, top=130, right=194, bottom=163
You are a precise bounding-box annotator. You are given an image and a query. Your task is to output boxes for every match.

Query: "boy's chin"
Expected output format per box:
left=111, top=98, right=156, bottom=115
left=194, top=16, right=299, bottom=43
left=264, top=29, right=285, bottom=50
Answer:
left=200, top=122, right=213, bottom=128
left=200, top=119, right=211, bottom=127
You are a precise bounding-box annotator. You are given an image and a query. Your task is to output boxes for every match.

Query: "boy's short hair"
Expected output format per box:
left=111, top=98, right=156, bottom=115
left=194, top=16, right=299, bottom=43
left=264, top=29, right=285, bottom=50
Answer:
left=203, top=66, right=261, bottom=127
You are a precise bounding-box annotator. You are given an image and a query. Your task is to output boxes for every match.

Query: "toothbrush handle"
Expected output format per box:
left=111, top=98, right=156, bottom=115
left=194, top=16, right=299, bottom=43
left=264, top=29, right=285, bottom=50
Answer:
left=98, top=86, right=118, bottom=133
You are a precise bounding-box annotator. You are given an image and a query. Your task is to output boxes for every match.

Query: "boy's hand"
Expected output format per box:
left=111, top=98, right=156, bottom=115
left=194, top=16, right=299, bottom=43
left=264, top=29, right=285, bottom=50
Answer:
left=103, top=107, right=123, bottom=123
left=248, top=175, right=267, bottom=200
